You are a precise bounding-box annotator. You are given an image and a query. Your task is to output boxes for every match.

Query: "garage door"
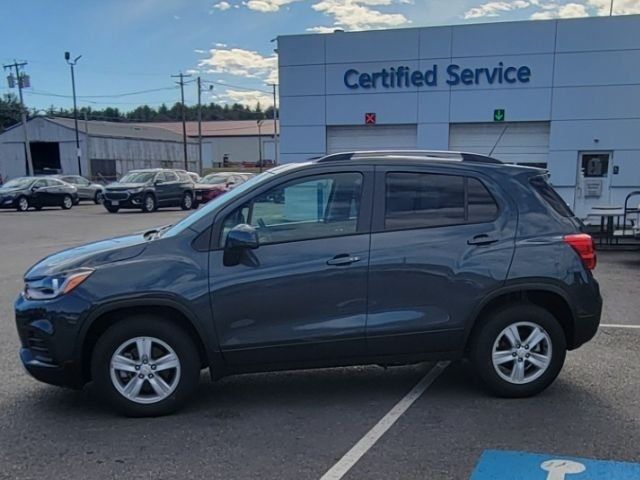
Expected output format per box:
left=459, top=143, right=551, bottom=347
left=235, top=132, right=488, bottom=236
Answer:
left=326, top=125, right=417, bottom=154
left=449, top=122, right=550, bottom=167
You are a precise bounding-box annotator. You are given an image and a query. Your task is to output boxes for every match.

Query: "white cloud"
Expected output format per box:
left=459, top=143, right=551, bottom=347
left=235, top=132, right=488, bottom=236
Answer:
left=464, top=0, right=529, bottom=18
left=587, top=0, right=640, bottom=14
left=306, top=25, right=339, bottom=32
left=197, top=47, right=278, bottom=83
left=173, top=14, right=181, bottom=19
left=213, top=1, right=231, bottom=10
left=194, top=49, right=206, bottom=54
left=246, top=0, right=300, bottom=11
left=222, top=89, right=274, bottom=108
left=530, top=1, right=588, bottom=17
left=311, top=0, right=409, bottom=31
left=214, top=42, right=228, bottom=47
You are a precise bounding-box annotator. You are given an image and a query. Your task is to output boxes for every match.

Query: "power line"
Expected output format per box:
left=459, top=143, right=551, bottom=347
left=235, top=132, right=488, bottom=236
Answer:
left=23, top=86, right=178, bottom=99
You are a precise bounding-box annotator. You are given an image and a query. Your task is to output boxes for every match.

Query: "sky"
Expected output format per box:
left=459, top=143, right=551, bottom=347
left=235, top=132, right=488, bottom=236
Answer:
left=1, top=0, right=638, bottom=115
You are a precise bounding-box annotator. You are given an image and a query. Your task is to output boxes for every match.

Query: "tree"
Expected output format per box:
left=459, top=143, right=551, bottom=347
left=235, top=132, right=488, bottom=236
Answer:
left=0, top=94, right=22, bottom=131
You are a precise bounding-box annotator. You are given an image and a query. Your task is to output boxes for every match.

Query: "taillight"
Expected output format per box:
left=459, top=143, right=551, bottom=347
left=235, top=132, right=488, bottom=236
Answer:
left=563, top=233, right=596, bottom=270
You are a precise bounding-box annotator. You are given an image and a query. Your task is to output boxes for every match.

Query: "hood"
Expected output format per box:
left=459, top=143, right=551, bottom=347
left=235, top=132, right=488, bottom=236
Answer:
left=25, top=233, right=149, bottom=280
left=0, top=186, right=27, bottom=194
left=106, top=182, right=147, bottom=190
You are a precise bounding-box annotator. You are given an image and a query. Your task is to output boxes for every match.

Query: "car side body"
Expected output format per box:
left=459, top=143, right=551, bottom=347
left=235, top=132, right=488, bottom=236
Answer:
left=0, top=177, right=79, bottom=211
left=14, top=152, right=602, bottom=415
left=54, top=175, right=104, bottom=203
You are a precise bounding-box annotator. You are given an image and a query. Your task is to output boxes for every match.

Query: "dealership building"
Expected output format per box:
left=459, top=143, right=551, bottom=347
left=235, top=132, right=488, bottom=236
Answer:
left=277, top=14, right=640, bottom=220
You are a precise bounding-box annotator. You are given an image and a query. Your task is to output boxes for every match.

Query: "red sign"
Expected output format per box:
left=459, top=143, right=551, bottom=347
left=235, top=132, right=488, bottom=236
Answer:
left=365, top=112, right=376, bottom=125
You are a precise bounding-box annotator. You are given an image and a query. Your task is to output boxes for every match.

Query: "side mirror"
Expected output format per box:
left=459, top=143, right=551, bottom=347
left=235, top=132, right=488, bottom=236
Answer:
left=154, top=180, right=163, bottom=185
left=225, top=224, right=259, bottom=250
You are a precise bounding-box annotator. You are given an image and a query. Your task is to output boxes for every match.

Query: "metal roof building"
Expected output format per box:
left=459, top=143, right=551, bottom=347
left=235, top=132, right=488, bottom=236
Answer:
left=0, top=116, right=199, bottom=181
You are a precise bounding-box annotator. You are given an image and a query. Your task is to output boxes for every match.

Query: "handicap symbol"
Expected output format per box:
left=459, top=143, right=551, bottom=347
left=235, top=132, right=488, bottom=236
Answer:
left=541, top=460, right=586, bottom=480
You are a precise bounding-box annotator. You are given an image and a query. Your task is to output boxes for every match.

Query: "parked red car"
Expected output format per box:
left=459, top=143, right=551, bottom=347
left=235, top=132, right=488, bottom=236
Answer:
left=193, top=172, right=254, bottom=208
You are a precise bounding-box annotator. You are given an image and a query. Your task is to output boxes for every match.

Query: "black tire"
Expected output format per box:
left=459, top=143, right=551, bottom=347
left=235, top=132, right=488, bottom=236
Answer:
left=94, top=191, right=104, bottom=204
left=61, top=194, right=73, bottom=210
left=470, top=303, right=566, bottom=398
left=91, top=315, right=200, bottom=417
left=192, top=200, right=200, bottom=210
left=105, top=204, right=120, bottom=213
left=16, top=196, right=29, bottom=212
left=181, top=192, right=193, bottom=211
left=141, top=193, right=156, bottom=213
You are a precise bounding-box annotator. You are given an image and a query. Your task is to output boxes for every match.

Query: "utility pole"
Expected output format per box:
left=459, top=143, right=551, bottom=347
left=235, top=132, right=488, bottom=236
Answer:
left=609, top=0, right=614, bottom=15
left=172, top=72, right=192, bottom=171
left=257, top=119, right=264, bottom=173
left=270, top=83, right=279, bottom=165
left=3, top=60, right=34, bottom=176
left=65, top=52, right=82, bottom=176
left=197, top=76, right=203, bottom=175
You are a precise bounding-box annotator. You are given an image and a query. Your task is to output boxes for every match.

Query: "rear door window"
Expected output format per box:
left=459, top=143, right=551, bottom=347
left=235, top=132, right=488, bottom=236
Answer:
left=384, top=173, right=498, bottom=230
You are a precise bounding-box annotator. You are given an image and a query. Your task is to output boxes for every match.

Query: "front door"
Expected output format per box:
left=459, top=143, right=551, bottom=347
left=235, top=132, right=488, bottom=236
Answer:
left=573, top=152, right=613, bottom=220
left=153, top=172, right=172, bottom=205
left=366, top=167, right=517, bottom=356
left=208, top=168, right=372, bottom=366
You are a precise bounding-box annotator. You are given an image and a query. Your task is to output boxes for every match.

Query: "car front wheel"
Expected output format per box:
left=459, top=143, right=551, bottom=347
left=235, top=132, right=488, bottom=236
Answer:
left=91, top=315, right=200, bottom=417
left=16, top=196, right=29, bottom=212
left=471, top=304, right=566, bottom=398
left=94, top=191, right=104, bottom=204
left=142, top=194, right=156, bottom=213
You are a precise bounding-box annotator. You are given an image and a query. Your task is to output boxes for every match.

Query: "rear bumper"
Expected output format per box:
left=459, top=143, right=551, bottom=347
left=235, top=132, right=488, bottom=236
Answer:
left=570, top=287, right=603, bottom=349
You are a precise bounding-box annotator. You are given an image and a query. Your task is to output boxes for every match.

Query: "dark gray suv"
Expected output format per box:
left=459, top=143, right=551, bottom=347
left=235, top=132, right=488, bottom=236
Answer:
left=15, top=151, right=602, bottom=416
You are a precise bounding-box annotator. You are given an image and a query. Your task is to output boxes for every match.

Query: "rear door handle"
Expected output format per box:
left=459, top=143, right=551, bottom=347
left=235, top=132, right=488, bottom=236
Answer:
left=327, top=254, right=361, bottom=266
left=467, top=234, right=499, bottom=246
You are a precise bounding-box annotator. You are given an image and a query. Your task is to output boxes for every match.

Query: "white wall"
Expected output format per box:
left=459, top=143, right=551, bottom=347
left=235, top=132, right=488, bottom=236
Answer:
left=203, top=135, right=276, bottom=166
left=278, top=15, right=640, bottom=211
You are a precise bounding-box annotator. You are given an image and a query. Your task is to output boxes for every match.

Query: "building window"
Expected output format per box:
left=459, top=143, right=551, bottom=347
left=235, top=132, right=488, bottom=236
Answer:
left=580, top=153, right=610, bottom=178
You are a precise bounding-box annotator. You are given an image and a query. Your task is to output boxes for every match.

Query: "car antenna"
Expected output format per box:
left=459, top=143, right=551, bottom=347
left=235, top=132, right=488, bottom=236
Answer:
left=489, top=125, right=508, bottom=157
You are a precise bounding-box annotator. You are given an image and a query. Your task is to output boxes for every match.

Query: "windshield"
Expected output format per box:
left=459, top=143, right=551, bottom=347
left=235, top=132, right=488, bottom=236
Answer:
left=202, top=174, right=230, bottom=185
left=161, top=171, right=274, bottom=238
left=2, top=177, right=34, bottom=189
left=119, top=172, right=155, bottom=184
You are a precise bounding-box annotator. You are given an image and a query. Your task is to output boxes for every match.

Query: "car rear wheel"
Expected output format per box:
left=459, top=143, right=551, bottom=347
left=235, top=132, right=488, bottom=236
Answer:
left=16, top=196, right=29, bottom=212
left=181, top=192, right=193, bottom=210
left=61, top=195, right=73, bottom=210
left=471, top=304, right=566, bottom=398
left=91, top=315, right=200, bottom=417
left=94, top=191, right=104, bottom=204
left=141, top=194, right=156, bottom=213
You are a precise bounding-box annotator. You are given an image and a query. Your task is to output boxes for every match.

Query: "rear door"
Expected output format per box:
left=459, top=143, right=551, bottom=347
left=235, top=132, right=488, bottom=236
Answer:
left=164, top=171, right=181, bottom=204
left=366, top=166, right=517, bottom=356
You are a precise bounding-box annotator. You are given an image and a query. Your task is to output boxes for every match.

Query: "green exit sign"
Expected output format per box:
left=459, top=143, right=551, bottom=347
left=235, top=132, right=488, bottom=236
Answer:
left=494, top=109, right=505, bottom=122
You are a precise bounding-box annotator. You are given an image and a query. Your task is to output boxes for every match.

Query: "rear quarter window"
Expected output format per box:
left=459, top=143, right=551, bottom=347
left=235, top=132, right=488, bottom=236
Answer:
left=530, top=176, right=574, bottom=217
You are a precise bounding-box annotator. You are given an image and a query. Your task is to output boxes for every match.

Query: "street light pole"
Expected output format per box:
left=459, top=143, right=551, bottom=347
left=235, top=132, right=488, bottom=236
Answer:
left=65, top=51, right=82, bottom=176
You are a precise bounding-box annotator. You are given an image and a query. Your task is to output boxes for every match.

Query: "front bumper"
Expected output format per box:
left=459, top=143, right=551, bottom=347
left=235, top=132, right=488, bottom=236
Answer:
left=104, top=191, right=144, bottom=209
left=0, top=196, right=17, bottom=208
left=15, top=293, right=92, bottom=388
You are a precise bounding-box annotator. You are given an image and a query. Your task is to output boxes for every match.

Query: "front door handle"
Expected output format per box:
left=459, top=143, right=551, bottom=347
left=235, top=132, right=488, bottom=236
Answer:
left=467, top=234, right=499, bottom=246
left=327, top=254, right=361, bottom=266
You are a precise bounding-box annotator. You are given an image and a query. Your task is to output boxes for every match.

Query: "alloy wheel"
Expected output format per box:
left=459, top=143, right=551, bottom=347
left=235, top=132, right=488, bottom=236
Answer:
left=63, top=196, right=73, bottom=209
left=491, top=321, right=552, bottom=385
left=18, top=197, right=29, bottom=211
left=110, top=336, right=181, bottom=404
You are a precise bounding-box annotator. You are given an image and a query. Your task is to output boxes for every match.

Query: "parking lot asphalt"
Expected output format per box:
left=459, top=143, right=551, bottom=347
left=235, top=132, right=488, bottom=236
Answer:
left=1, top=204, right=638, bottom=480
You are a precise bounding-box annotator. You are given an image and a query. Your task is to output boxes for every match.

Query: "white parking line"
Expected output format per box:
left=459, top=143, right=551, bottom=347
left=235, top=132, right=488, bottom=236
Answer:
left=600, top=324, right=640, bottom=329
left=319, top=361, right=450, bottom=480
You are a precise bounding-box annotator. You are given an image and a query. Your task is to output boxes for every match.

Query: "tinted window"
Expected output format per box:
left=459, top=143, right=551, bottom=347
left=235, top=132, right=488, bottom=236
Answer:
left=467, top=178, right=499, bottom=223
left=530, top=175, right=574, bottom=217
left=385, top=173, right=465, bottom=229
left=164, top=171, right=179, bottom=182
left=33, top=179, right=47, bottom=188
left=221, top=173, right=362, bottom=246
left=120, top=172, right=155, bottom=183
left=155, top=173, right=168, bottom=183
left=385, top=173, right=498, bottom=230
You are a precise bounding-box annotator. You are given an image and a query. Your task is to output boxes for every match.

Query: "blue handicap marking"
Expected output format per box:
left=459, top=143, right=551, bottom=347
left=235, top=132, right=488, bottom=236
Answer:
left=470, top=450, right=640, bottom=479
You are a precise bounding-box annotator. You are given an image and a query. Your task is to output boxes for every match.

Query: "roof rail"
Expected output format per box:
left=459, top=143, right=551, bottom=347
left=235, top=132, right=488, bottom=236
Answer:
left=315, top=150, right=502, bottom=164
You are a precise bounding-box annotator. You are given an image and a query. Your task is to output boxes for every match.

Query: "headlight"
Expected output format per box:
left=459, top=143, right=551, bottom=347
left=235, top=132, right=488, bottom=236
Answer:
left=130, top=187, right=144, bottom=194
left=23, top=268, right=94, bottom=300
